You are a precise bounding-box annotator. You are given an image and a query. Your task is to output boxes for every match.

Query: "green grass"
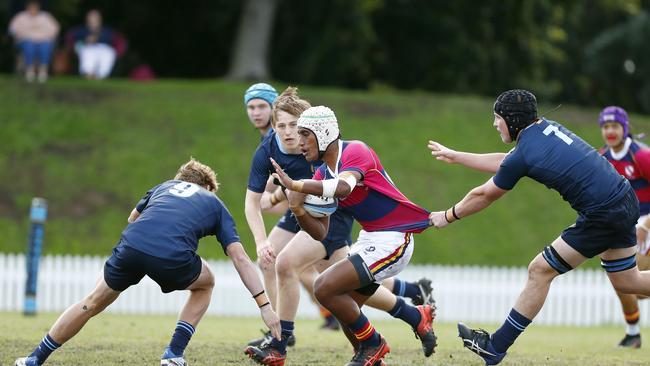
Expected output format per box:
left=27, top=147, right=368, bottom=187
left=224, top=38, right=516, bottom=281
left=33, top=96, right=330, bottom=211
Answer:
left=2, top=76, right=650, bottom=266
left=1, top=312, right=649, bottom=365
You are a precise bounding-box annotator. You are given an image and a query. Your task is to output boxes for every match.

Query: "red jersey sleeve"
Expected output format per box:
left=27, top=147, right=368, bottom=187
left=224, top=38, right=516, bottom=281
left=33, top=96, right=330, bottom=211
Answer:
left=312, top=165, right=325, bottom=181
left=340, top=142, right=375, bottom=178
left=634, top=148, right=650, bottom=179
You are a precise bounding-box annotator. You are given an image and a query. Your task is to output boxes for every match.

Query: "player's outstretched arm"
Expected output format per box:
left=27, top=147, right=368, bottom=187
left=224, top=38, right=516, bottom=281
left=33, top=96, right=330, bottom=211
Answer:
left=226, top=242, right=281, bottom=340
left=270, top=158, right=356, bottom=198
left=244, top=189, right=275, bottom=268
left=430, top=177, right=508, bottom=228
left=428, top=140, right=506, bottom=173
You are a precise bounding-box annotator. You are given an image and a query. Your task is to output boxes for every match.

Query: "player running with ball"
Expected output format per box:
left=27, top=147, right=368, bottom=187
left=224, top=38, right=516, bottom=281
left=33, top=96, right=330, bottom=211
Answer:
left=271, top=106, right=436, bottom=366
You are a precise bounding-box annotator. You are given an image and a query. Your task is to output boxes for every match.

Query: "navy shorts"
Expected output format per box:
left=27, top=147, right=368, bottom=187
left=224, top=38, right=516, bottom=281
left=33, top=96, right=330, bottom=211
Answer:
left=275, top=209, right=301, bottom=233
left=104, top=241, right=202, bottom=293
left=562, top=188, right=639, bottom=258
left=321, top=210, right=354, bottom=259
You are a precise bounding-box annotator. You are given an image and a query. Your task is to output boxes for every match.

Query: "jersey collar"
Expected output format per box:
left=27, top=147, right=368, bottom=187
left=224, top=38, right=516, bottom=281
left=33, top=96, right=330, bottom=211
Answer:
left=609, top=137, right=632, bottom=161
left=327, top=140, right=343, bottom=177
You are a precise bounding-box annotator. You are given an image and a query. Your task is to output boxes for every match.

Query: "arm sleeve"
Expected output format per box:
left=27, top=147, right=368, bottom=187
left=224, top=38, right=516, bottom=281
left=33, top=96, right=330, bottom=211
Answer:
left=135, top=184, right=161, bottom=212
left=492, top=147, right=528, bottom=190
left=312, top=165, right=325, bottom=181
left=214, top=199, right=241, bottom=254
left=247, top=145, right=271, bottom=193
left=339, top=142, right=374, bottom=179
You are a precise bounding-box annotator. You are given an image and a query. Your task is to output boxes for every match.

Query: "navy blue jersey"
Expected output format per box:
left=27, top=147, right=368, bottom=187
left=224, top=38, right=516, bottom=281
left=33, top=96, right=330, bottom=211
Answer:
left=493, top=118, right=630, bottom=214
left=121, top=180, right=240, bottom=260
left=248, top=130, right=319, bottom=193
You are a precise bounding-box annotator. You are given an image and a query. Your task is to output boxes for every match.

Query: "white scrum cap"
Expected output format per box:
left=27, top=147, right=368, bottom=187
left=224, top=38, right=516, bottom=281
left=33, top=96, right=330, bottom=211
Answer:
left=297, top=106, right=340, bottom=153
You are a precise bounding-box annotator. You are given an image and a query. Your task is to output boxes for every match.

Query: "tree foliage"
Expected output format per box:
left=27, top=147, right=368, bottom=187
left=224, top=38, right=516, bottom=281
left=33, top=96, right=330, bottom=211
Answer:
left=1, top=0, right=648, bottom=111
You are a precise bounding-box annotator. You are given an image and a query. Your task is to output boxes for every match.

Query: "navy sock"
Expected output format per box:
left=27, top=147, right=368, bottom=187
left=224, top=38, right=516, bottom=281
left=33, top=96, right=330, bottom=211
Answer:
left=270, top=320, right=294, bottom=354
left=388, top=297, right=421, bottom=329
left=168, top=320, right=195, bottom=356
left=491, top=308, right=532, bottom=354
left=29, top=334, right=60, bottom=365
left=391, top=279, right=420, bottom=300
left=348, top=313, right=381, bottom=347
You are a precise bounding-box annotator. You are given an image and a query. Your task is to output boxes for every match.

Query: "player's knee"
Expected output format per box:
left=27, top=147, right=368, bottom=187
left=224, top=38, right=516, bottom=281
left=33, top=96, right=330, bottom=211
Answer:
left=314, top=275, right=333, bottom=304
left=528, top=256, right=558, bottom=282
left=275, top=252, right=296, bottom=279
left=535, top=245, right=573, bottom=279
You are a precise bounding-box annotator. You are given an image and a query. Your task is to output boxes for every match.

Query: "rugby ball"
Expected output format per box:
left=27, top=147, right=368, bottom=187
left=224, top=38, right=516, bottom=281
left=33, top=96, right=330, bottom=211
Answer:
left=303, top=195, right=338, bottom=218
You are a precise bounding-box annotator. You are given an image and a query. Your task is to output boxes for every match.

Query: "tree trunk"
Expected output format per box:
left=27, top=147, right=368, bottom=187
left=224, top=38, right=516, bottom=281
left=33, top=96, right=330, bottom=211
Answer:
left=226, top=0, right=278, bottom=81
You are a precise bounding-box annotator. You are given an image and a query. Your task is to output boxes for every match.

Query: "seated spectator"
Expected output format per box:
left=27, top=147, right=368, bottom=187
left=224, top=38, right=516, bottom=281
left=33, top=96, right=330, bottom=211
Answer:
left=69, top=9, right=120, bottom=79
left=8, top=0, right=59, bottom=83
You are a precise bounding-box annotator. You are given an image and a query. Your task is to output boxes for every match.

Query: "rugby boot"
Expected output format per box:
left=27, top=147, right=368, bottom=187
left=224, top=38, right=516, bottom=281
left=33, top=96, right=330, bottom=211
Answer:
left=244, top=342, right=286, bottom=366
left=413, top=304, right=437, bottom=357
left=14, top=357, right=38, bottom=366
left=247, top=330, right=295, bottom=347
left=457, top=322, right=506, bottom=365
left=346, top=336, right=390, bottom=366
left=411, top=278, right=435, bottom=306
left=618, top=333, right=641, bottom=348
left=161, top=347, right=187, bottom=366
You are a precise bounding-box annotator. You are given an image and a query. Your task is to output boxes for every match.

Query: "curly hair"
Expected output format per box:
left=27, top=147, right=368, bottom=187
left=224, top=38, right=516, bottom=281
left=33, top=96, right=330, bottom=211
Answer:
left=174, top=158, right=219, bottom=192
left=271, top=86, right=311, bottom=126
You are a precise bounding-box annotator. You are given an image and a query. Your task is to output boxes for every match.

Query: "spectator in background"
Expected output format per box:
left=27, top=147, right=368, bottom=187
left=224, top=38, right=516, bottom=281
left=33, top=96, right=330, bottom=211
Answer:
left=8, top=0, right=59, bottom=83
left=70, top=9, right=117, bottom=79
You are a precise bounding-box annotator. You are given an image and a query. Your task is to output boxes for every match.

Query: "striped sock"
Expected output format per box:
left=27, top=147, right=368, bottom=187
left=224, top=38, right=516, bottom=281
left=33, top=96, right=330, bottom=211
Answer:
left=625, top=310, right=641, bottom=335
left=29, top=334, right=61, bottom=364
left=491, top=308, right=532, bottom=354
left=391, top=279, right=420, bottom=300
left=348, top=313, right=381, bottom=347
left=168, top=320, right=195, bottom=356
left=388, top=297, right=421, bottom=329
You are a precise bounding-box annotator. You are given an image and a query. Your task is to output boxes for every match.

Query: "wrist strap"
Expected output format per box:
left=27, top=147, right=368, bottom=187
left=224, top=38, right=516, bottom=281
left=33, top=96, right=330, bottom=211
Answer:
left=259, top=301, right=270, bottom=308
left=253, top=290, right=265, bottom=299
left=451, top=205, right=461, bottom=220
left=444, top=210, right=452, bottom=223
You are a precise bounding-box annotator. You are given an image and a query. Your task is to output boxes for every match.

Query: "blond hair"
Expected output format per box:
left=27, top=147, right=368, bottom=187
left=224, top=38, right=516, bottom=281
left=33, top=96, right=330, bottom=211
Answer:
left=174, top=158, right=219, bottom=192
left=271, top=87, right=311, bottom=126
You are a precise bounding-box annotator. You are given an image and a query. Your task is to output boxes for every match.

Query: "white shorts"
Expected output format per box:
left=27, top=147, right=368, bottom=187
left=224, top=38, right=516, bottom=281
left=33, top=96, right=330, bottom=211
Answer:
left=637, top=214, right=650, bottom=255
left=348, top=230, right=414, bottom=283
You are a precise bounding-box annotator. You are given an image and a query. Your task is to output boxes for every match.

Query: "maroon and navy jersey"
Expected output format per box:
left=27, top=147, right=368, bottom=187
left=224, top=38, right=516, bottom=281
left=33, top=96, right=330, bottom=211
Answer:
left=601, top=138, right=650, bottom=215
left=313, top=140, right=430, bottom=233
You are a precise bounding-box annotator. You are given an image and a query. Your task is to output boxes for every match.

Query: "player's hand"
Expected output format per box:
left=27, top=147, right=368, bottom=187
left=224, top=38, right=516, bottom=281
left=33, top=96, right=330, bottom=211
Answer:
left=286, top=190, right=306, bottom=209
left=428, top=140, right=457, bottom=163
left=270, top=158, right=294, bottom=189
left=260, top=305, right=281, bottom=340
left=256, top=240, right=276, bottom=269
left=429, top=211, right=450, bottom=228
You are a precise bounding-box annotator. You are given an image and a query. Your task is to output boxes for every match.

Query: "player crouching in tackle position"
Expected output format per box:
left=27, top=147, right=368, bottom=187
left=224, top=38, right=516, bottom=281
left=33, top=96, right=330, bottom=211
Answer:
left=429, top=89, right=650, bottom=365
left=14, top=158, right=280, bottom=366
left=272, top=106, right=436, bottom=366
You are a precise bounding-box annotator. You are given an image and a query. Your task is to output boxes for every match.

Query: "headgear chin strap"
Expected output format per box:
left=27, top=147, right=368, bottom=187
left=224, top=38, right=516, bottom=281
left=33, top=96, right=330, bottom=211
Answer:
left=599, top=106, right=629, bottom=137
left=493, top=89, right=538, bottom=141
left=297, top=106, right=340, bottom=158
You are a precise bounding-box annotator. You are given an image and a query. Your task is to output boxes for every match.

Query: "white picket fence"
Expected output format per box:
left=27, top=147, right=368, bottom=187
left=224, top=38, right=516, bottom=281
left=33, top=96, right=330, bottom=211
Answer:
left=0, top=253, right=646, bottom=326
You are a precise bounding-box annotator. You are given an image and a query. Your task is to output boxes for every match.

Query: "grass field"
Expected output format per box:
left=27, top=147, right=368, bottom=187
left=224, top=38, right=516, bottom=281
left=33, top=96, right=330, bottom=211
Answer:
left=2, top=312, right=649, bottom=365
left=3, top=76, right=650, bottom=266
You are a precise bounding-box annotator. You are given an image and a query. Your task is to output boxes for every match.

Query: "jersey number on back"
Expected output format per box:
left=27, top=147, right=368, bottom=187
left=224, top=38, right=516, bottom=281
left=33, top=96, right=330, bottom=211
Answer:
left=543, top=125, right=573, bottom=145
left=169, top=182, right=200, bottom=197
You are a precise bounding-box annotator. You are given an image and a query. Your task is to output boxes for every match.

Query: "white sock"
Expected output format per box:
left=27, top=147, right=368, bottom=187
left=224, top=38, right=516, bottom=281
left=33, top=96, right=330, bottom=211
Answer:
left=627, top=323, right=640, bottom=336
